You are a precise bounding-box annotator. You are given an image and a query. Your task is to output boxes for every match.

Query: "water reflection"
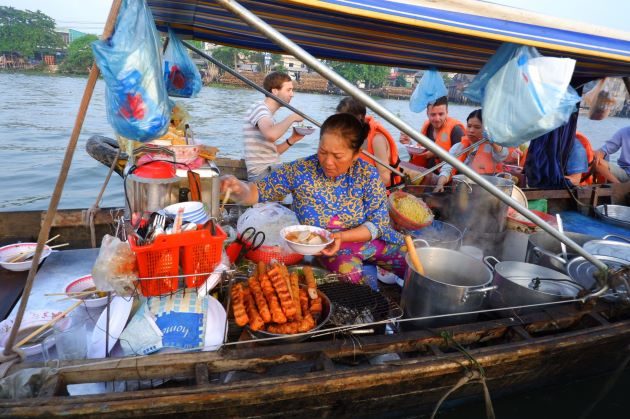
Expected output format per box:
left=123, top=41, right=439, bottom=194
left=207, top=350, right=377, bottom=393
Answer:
left=0, top=73, right=628, bottom=210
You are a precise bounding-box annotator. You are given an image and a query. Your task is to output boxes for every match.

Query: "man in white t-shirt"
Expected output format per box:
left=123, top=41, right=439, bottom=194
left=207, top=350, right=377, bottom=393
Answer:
left=243, top=72, right=305, bottom=180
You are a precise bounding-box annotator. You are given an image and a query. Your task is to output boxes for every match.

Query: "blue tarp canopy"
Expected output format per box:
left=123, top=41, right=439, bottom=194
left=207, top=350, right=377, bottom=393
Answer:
left=147, top=0, right=630, bottom=83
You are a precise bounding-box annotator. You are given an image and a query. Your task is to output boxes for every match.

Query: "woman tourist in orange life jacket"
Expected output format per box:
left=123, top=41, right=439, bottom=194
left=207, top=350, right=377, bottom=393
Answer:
left=433, top=109, right=509, bottom=192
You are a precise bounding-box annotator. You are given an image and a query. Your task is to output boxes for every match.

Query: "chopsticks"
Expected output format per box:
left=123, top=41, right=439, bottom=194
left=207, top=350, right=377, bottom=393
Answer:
left=220, top=187, right=232, bottom=215
left=13, top=300, right=83, bottom=349
left=44, top=291, right=95, bottom=297
left=6, top=243, right=69, bottom=263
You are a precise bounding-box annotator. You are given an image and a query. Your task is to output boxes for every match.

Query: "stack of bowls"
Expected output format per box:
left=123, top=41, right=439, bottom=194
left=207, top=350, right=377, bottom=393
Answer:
left=164, top=202, right=210, bottom=225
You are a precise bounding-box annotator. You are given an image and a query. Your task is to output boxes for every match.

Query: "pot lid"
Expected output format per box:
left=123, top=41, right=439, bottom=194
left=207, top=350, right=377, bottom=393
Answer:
left=583, top=239, right=630, bottom=262
left=566, top=256, right=628, bottom=299
left=506, top=276, right=580, bottom=297
left=134, top=161, right=176, bottom=179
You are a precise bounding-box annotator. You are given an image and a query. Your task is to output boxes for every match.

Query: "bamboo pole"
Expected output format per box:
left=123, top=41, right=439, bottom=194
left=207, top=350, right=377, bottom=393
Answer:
left=2, top=0, right=123, bottom=358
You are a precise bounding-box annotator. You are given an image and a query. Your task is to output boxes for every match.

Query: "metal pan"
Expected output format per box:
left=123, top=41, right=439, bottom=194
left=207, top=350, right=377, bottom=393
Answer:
left=583, top=234, right=630, bottom=262
left=566, top=255, right=629, bottom=302
left=594, top=204, right=630, bottom=229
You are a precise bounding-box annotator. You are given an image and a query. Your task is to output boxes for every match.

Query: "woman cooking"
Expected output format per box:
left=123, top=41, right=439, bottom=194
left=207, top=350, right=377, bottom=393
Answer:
left=221, top=113, right=407, bottom=283
left=433, top=109, right=509, bottom=192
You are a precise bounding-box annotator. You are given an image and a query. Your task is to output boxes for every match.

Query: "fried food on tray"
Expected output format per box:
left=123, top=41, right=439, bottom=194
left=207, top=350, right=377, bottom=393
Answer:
left=230, top=262, right=326, bottom=335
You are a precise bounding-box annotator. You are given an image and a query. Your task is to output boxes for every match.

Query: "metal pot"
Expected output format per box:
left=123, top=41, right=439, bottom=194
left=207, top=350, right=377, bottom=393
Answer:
left=526, top=231, right=595, bottom=273
left=566, top=254, right=629, bottom=302
left=125, top=174, right=179, bottom=215
left=410, top=220, right=462, bottom=250
left=445, top=174, right=514, bottom=234
left=485, top=256, right=582, bottom=316
left=170, top=167, right=221, bottom=219
left=401, top=244, right=494, bottom=328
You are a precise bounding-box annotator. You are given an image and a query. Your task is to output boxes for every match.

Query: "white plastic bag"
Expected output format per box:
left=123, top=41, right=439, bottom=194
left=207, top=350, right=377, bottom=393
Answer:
left=583, top=77, right=627, bottom=120
left=91, top=235, right=137, bottom=296
left=482, top=50, right=580, bottom=146
left=237, top=202, right=299, bottom=247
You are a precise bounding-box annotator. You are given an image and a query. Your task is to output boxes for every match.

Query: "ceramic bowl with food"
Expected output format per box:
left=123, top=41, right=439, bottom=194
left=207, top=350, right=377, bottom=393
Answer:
left=0, top=310, right=61, bottom=357
left=405, top=144, right=426, bottom=156
left=293, top=126, right=316, bottom=136
left=0, top=243, right=52, bottom=272
left=280, top=225, right=334, bottom=255
left=65, top=275, right=109, bottom=308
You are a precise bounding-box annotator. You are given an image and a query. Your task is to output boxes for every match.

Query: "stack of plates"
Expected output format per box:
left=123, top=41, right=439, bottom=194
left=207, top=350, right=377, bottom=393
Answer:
left=164, top=202, right=209, bottom=225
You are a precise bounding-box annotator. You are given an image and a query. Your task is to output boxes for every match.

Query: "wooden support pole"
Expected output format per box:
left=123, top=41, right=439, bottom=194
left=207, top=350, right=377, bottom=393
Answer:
left=2, top=0, right=123, bottom=357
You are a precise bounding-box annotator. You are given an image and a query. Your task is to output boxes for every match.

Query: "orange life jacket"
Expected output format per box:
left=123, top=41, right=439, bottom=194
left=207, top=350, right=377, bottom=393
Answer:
left=359, top=116, right=403, bottom=187
left=410, top=117, right=465, bottom=167
left=458, top=136, right=505, bottom=175
left=575, top=131, right=597, bottom=185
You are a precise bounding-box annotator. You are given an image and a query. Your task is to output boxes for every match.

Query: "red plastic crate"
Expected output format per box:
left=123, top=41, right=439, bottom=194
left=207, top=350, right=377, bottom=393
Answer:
left=129, top=225, right=226, bottom=296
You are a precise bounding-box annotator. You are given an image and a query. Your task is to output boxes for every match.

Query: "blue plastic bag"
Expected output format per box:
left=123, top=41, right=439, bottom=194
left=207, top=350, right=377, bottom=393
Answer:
left=163, top=28, right=202, bottom=98
left=92, top=0, right=170, bottom=142
left=409, top=69, right=447, bottom=112
left=466, top=43, right=581, bottom=147
left=464, top=43, right=523, bottom=104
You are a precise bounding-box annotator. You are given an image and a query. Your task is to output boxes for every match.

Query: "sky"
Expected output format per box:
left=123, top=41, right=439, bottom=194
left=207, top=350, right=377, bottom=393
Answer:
left=0, top=0, right=627, bottom=34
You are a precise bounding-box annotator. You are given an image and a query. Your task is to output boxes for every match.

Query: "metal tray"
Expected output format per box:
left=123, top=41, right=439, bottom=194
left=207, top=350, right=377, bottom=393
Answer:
left=594, top=204, right=630, bottom=229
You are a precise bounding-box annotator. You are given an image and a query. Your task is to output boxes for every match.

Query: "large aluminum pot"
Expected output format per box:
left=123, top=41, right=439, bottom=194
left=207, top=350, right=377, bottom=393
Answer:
left=170, top=168, right=221, bottom=219
left=526, top=231, right=595, bottom=273
left=485, top=256, right=582, bottom=316
left=445, top=174, right=514, bottom=234
left=125, top=174, right=179, bottom=215
left=401, top=243, right=494, bottom=328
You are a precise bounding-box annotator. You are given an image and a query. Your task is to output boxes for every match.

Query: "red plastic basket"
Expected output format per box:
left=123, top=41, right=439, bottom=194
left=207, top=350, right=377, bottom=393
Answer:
left=129, top=225, right=226, bottom=296
left=387, top=190, right=434, bottom=231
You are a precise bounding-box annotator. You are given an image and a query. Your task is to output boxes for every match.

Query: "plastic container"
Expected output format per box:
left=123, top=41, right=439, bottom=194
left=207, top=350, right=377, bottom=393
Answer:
left=129, top=225, right=226, bottom=296
left=506, top=209, right=557, bottom=234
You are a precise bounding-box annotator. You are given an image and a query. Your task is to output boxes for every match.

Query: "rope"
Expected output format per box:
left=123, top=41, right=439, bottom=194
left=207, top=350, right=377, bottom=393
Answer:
left=430, top=331, right=495, bottom=419
left=85, top=147, right=121, bottom=248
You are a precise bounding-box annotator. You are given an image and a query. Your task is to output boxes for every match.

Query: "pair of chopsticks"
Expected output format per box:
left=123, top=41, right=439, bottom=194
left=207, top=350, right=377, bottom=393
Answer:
left=6, top=235, right=62, bottom=263
left=7, top=243, right=69, bottom=263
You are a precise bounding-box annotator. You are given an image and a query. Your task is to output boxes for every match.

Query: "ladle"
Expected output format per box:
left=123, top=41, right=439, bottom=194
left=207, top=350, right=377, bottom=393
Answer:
left=404, top=235, right=425, bottom=275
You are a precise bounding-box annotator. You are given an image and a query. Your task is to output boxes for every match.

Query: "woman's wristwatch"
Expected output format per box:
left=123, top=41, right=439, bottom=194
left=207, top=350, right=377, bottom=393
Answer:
left=286, top=138, right=294, bottom=146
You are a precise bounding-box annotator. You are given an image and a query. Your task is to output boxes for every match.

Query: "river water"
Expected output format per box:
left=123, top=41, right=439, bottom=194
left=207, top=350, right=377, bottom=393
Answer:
left=0, top=73, right=628, bottom=416
left=1, top=72, right=629, bottom=211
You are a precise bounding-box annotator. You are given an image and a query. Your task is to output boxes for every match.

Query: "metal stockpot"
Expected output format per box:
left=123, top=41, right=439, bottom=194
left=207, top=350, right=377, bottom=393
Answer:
left=485, top=256, right=582, bottom=316
left=401, top=243, right=494, bottom=328
left=445, top=174, right=514, bottom=234
left=526, top=231, right=595, bottom=273
left=170, top=168, right=220, bottom=219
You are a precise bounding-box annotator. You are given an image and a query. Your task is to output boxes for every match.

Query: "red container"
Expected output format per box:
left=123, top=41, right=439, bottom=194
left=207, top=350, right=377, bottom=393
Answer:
left=387, top=190, right=434, bottom=231
left=129, top=225, right=226, bottom=296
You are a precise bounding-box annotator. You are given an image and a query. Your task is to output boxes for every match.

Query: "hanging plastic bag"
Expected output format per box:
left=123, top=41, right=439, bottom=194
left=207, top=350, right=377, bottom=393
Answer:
left=163, top=28, right=202, bottom=98
left=91, top=0, right=170, bottom=142
left=583, top=77, right=627, bottom=120
left=409, top=69, right=447, bottom=112
left=464, top=43, right=523, bottom=104
left=237, top=202, right=299, bottom=247
left=472, top=44, right=580, bottom=146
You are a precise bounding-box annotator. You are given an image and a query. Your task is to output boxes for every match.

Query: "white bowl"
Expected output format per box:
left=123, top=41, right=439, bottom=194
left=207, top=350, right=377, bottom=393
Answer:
left=405, top=144, right=426, bottom=156
left=280, top=225, right=334, bottom=256
left=65, top=275, right=109, bottom=308
left=163, top=201, right=205, bottom=215
left=0, top=310, right=61, bottom=357
left=0, top=243, right=52, bottom=272
left=294, top=126, right=316, bottom=136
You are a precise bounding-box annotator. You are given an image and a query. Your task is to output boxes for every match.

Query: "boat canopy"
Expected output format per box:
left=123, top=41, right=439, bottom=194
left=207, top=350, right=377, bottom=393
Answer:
left=147, top=0, right=630, bottom=84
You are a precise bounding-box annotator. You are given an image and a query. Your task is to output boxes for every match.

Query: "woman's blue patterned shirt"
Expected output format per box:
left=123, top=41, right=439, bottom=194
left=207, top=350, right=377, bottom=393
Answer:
left=255, top=154, right=403, bottom=245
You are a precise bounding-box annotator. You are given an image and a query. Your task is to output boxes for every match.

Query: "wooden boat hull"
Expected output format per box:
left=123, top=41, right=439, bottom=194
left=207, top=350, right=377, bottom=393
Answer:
left=0, top=304, right=628, bottom=417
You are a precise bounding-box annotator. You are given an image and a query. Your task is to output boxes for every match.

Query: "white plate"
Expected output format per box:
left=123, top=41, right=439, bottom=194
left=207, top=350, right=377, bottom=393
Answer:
left=0, top=310, right=61, bottom=357
left=88, top=296, right=133, bottom=359
left=163, top=202, right=205, bottom=215
left=203, top=296, right=226, bottom=351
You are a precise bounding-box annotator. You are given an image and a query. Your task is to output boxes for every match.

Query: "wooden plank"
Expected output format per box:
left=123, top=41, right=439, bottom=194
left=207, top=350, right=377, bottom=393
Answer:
left=43, top=208, right=123, bottom=228
left=524, top=186, right=613, bottom=201
left=194, top=363, right=209, bottom=385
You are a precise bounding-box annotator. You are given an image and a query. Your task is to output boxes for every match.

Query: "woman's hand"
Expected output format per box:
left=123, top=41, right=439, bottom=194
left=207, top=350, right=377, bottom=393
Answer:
left=433, top=175, right=448, bottom=193
left=399, top=132, right=411, bottom=144
left=320, top=231, right=342, bottom=256
left=220, top=175, right=253, bottom=205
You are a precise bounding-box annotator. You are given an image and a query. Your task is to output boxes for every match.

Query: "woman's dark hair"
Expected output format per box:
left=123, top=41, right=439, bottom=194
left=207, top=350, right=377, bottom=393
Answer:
left=336, top=97, right=366, bottom=120
left=467, top=109, right=483, bottom=123
left=320, top=113, right=370, bottom=153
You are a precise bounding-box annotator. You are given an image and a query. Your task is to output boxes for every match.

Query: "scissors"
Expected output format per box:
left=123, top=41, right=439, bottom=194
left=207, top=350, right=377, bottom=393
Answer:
left=235, top=227, right=265, bottom=263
